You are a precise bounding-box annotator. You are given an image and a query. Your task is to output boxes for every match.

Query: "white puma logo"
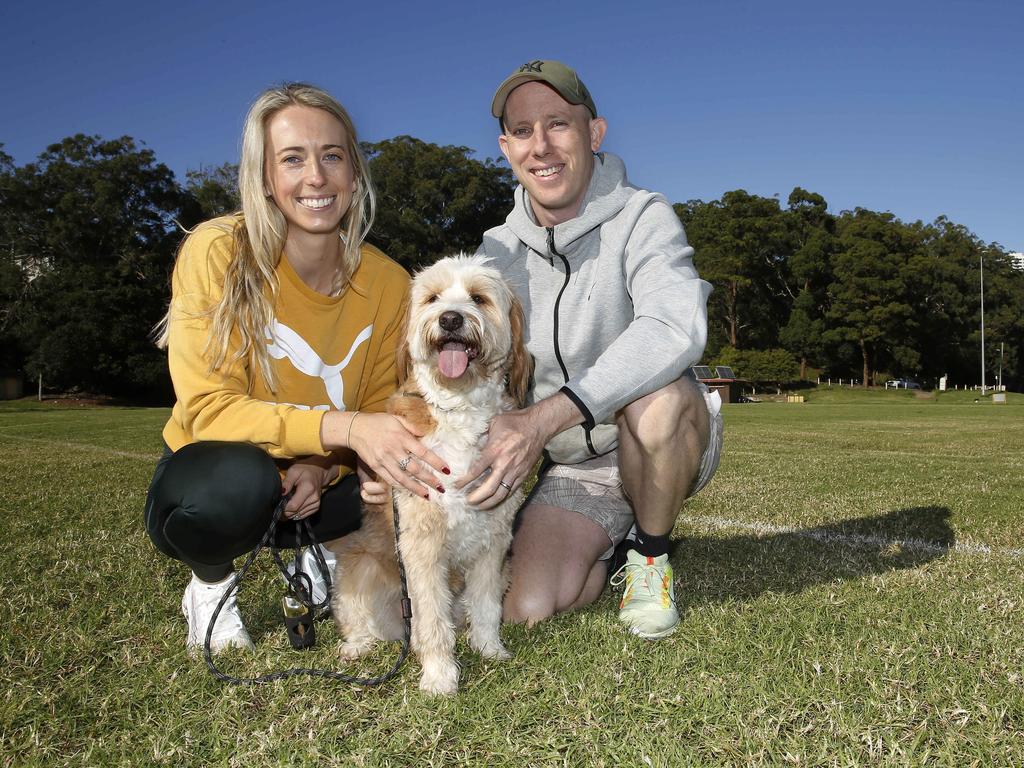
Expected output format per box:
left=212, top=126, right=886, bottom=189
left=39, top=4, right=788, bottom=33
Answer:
left=265, top=320, right=373, bottom=410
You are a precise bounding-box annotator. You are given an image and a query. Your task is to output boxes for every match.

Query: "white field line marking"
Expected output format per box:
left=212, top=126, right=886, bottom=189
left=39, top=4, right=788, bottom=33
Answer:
left=0, top=432, right=160, bottom=462
left=679, top=515, right=1024, bottom=558
left=723, top=447, right=1001, bottom=462
left=0, top=419, right=155, bottom=434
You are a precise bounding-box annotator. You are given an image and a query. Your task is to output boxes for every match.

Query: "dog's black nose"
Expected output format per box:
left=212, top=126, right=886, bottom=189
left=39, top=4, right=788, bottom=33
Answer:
left=439, top=311, right=464, bottom=332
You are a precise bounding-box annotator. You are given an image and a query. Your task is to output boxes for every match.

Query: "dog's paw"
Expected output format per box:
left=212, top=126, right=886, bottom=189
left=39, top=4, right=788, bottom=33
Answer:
left=387, top=394, right=436, bottom=434
left=419, top=660, right=459, bottom=696
left=338, top=639, right=375, bottom=661
left=468, top=626, right=510, bottom=659
left=472, top=638, right=511, bottom=660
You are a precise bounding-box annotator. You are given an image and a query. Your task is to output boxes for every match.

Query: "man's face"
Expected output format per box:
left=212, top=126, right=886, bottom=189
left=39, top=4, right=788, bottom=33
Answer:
left=498, top=81, right=607, bottom=228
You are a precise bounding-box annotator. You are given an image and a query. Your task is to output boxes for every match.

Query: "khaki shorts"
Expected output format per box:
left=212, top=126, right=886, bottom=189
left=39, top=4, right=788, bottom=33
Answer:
left=528, top=385, right=724, bottom=559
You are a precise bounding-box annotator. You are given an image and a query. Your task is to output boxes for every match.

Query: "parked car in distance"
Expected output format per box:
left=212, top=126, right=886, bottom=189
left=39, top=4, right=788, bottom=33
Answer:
left=885, top=378, right=922, bottom=390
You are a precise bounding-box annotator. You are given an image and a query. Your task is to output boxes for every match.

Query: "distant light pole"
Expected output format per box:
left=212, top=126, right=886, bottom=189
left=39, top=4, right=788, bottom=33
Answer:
left=999, top=342, right=1004, bottom=391
left=980, top=253, right=986, bottom=395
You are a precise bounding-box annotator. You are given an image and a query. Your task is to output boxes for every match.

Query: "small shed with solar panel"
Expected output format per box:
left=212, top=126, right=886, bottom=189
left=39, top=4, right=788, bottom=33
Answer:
left=690, top=365, right=746, bottom=403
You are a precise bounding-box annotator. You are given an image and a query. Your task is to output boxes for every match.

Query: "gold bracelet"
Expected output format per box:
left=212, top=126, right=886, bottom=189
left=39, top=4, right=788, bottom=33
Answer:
left=346, top=411, right=359, bottom=448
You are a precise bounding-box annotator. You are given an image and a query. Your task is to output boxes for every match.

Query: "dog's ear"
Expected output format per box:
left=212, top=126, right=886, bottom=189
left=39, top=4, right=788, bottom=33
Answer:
left=395, top=309, right=413, bottom=386
left=506, top=293, right=533, bottom=408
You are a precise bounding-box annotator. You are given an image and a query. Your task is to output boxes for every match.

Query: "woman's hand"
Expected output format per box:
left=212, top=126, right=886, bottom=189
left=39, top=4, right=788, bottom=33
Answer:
left=322, top=411, right=449, bottom=499
left=282, top=457, right=338, bottom=520
left=348, top=412, right=450, bottom=498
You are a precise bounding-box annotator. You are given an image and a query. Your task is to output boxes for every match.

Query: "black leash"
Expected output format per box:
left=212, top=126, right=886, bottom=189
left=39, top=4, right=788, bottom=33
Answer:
left=203, top=494, right=412, bottom=686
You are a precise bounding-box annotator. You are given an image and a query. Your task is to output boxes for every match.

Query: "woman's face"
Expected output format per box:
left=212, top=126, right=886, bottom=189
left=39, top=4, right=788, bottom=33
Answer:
left=264, top=105, right=357, bottom=238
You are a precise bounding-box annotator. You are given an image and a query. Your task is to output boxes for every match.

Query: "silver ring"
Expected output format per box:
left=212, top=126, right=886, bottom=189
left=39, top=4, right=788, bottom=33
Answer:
left=398, top=455, right=413, bottom=472
left=499, top=481, right=513, bottom=493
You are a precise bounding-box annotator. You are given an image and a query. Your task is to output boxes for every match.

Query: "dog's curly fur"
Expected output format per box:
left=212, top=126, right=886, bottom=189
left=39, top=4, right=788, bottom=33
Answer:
left=329, top=254, right=532, bottom=696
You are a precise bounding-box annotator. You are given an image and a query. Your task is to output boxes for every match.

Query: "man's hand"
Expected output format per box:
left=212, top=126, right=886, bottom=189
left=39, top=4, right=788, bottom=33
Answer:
left=455, top=393, right=584, bottom=510
left=356, top=459, right=389, bottom=505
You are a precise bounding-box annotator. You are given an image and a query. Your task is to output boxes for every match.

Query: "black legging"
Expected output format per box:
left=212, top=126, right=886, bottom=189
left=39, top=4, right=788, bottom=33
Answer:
left=144, top=441, right=362, bottom=582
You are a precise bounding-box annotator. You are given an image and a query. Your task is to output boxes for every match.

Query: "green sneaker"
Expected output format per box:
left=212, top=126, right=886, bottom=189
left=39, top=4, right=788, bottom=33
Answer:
left=610, top=550, right=679, bottom=639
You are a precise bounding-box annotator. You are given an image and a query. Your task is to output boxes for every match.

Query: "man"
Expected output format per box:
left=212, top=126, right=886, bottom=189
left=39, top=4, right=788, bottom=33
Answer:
left=456, top=60, right=723, bottom=639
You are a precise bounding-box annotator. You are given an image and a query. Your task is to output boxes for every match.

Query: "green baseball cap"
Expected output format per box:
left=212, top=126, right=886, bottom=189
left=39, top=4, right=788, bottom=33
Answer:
left=491, top=60, right=598, bottom=121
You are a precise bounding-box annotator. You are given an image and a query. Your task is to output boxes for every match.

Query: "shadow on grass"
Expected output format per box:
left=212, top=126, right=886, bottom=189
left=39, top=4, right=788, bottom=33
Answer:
left=674, top=505, right=953, bottom=606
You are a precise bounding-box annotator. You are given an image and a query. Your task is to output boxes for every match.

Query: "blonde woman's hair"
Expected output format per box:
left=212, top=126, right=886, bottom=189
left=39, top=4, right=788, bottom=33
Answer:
left=156, top=82, right=376, bottom=392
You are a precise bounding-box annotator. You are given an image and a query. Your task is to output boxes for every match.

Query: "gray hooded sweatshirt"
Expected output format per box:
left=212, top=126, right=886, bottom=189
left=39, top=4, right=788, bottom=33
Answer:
left=478, top=152, right=712, bottom=464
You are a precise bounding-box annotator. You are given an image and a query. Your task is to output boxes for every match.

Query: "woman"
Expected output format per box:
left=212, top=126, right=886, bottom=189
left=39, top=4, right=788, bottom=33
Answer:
left=146, top=83, right=446, bottom=652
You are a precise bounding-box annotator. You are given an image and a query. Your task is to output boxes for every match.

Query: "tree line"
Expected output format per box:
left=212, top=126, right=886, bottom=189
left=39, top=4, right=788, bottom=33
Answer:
left=677, top=189, right=1023, bottom=389
left=1, top=134, right=1020, bottom=401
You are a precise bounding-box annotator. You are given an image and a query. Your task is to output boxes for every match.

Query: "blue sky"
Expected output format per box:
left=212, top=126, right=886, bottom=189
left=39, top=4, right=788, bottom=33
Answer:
left=2, top=0, right=1021, bottom=251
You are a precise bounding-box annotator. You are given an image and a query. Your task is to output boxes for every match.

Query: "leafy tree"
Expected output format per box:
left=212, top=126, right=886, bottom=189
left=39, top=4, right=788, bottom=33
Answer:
left=4, top=135, right=182, bottom=272
left=754, top=348, right=800, bottom=387
left=184, top=163, right=240, bottom=221
left=363, top=136, right=514, bottom=271
left=779, top=188, right=835, bottom=379
left=1, top=145, right=37, bottom=373
left=974, top=245, right=1024, bottom=389
left=825, top=209, right=919, bottom=386
left=677, top=191, right=790, bottom=353
left=0, top=256, right=25, bottom=372
left=1, top=135, right=188, bottom=398
left=674, top=199, right=730, bottom=354
left=907, top=217, right=982, bottom=384
left=780, top=290, right=825, bottom=380
left=712, top=346, right=798, bottom=392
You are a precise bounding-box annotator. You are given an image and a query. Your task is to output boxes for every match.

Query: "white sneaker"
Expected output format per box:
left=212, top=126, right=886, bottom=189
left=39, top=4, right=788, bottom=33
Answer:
left=282, top=544, right=335, bottom=608
left=610, top=550, right=680, bottom=639
left=181, top=573, right=254, bottom=652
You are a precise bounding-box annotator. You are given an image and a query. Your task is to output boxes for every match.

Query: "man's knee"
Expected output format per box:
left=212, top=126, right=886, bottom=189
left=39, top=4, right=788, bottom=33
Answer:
left=503, top=588, right=558, bottom=625
left=503, top=503, right=611, bottom=623
left=503, top=580, right=602, bottom=624
left=618, top=376, right=709, bottom=454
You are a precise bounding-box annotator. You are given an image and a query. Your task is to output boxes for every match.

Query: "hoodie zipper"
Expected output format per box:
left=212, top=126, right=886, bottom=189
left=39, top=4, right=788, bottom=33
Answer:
left=547, top=228, right=597, bottom=457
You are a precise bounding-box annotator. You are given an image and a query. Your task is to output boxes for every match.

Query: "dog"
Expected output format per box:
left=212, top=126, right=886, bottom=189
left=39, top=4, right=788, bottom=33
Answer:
left=329, top=254, right=532, bottom=696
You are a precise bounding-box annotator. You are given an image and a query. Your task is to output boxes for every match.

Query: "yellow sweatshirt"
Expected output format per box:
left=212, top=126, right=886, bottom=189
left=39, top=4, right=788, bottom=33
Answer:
left=162, top=217, right=410, bottom=463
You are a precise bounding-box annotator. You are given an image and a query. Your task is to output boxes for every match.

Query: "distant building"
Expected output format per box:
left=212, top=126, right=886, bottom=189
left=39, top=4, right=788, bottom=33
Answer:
left=691, top=365, right=747, bottom=403
left=1, top=371, right=24, bottom=400
left=1011, top=252, right=1024, bottom=271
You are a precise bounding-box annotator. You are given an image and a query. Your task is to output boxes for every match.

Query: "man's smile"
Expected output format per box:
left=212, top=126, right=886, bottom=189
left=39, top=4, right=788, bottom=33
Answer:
left=532, top=164, right=564, bottom=178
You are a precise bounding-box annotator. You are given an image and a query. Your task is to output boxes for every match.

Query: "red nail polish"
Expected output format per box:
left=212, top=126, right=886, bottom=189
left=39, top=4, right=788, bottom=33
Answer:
left=423, top=492, right=430, bottom=499
left=436, top=485, right=445, bottom=493
left=442, top=467, right=451, bottom=475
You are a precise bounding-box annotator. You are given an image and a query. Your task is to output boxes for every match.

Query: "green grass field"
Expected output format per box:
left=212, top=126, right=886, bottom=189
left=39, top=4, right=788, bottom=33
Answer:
left=1, top=392, right=1022, bottom=767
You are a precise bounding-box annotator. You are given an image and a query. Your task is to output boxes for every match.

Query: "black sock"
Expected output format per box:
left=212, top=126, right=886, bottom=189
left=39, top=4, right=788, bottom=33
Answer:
left=629, top=523, right=670, bottom=558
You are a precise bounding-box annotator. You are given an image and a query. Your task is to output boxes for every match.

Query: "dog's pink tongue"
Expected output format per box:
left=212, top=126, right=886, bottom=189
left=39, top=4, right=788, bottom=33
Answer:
left=439, top=342, right=470, bottom=378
